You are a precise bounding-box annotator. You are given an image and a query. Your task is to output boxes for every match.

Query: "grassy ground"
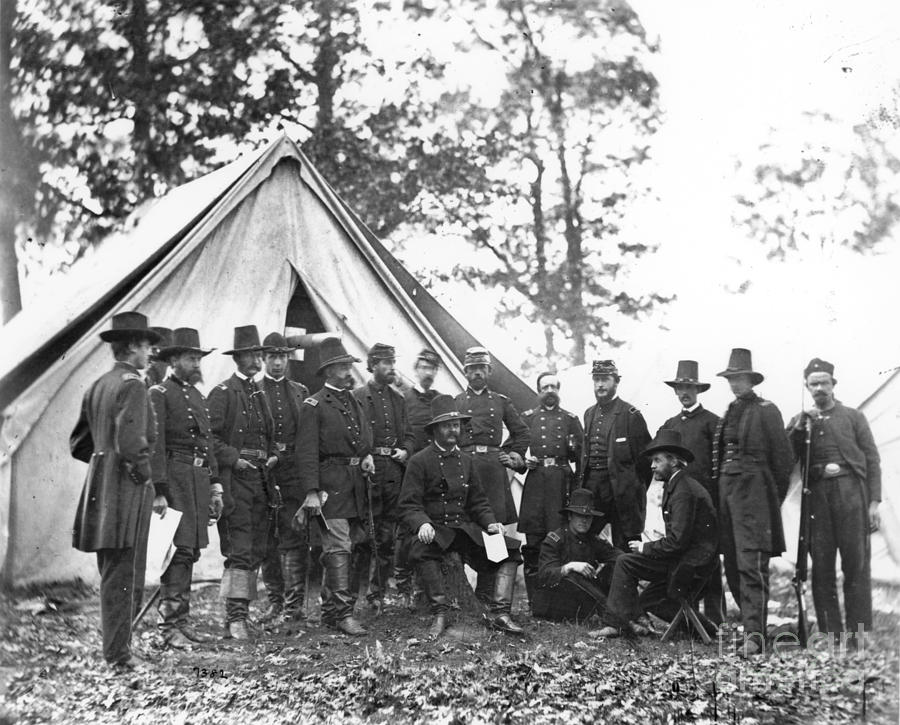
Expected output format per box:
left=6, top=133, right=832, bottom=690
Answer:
left=0, top=572, right=897, bottom=724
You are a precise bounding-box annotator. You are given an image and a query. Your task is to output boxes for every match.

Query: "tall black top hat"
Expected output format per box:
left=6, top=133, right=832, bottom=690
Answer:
left=425, top=394, right=471, bottom=432
left=158, top=328, right=215, bottom=359
left=664, top=360, right=710, bottom=392
left=717, top=348, right=764, bottom=385
left=99, top=311, right=162, bottom=344
left=222, top=325, right=268, bottom=355
left=642, top=428, right=695, bottom=463
left=315, top=337, right=361, bottom=375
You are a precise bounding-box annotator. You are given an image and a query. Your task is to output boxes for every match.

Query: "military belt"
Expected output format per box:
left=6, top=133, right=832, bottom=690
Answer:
left=322, top=456, right=361, bottom=466
left=809, top=462, right=850, bottom=481
left=275, top=442, right=295, bottom=454
left=168, top=451, right=209, bottom=468
left=537, top=456, right=569, bottom=467
left=461, top=445, right=501, bottom=454
left=239, top=448, right=268, bottom=460
left=373, top=446, right=394, bottom=456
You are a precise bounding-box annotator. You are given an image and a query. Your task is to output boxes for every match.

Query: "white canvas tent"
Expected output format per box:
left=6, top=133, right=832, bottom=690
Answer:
left=0, top=134, right=535, bottom=588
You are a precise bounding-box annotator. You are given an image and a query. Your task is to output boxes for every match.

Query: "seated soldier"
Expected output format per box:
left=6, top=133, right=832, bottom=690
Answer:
left=398, top=395, right=525, bottom=639
left=534, top=488, right=622, bottom=622
left=598, top=429, right=718, bottom=637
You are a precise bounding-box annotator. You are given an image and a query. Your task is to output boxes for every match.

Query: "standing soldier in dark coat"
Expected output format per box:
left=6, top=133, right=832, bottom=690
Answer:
left=148, top=328, right=223, bottom=648
left=713, top=348, right=793, bottom=655
left=257, top=332, right=310, bottom=632
left=208, top=325, right=277, bottom=640
left=599, top=430, right=718, bottom=638
left=787, top=358, right=881, bottom=641
left=145, top=327, right=173, bottom=388
left=70, top=312, right=167, bottom=671
left=657, top=360, right=724, bottom=624
left=581, top=360, right=652, bottom=549
left=534, top=488, right=620, bottom=622
left=454, top=346, right=529, bottom=602
left=353, top=343, right=415, bottom=611
left=398, top=395, right=525, bottom=637
left=518, top=372, right=583, bottom=610
left=296, top=338, right=374, bottom=636
left=397, top=348, right=443, bottom=606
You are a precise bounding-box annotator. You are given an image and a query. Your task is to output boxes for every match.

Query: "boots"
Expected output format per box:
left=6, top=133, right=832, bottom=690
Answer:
left=522, top=549, right=539, bottom=615
left=259, top=545, right=285, bottom=624
left=221, top=569, right=257, bottom=638
left=158, top=551, right=193, bottom=639
left=323, top=551, right=367, bottom=636
left=280, top=549, right=308, bottom=628
left=489, top=562, right=524, bottom=635
left=418, top=559, right=449, bottom=639
left=474, top=570, right=495, bottom=607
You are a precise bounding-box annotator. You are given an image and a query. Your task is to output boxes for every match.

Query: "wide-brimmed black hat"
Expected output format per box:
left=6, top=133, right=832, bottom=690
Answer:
left=315, top=337, right=361, bottom=375
left=99, top=311, right=162, bottom=344
left=560, top=488, right=605, bottom=518
left=664, top=360, right=710, bottom=392
left=424, top=394, right=471, bottom=432
left=158, top=328, right=215, bottom=359
left=222, top=325, right=268, bottom=355
left=149, top=327, right=173, bottom=351
left=262, top=332, right=299, bottom=355
left=717, top=348, right=764, bottom=385
left=642, top=429, right=695, bottom=463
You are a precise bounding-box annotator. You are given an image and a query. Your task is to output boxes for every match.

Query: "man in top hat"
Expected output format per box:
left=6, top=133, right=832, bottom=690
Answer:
left=713, top=348, right=793, bottom=655
left=256, top=332, right=311, bottom=632
left=534, top=488, right=620, bottom=622
left=787, top=358, right=881, bottom=639
left=518, top=372, right=584, bottom=611
left=145, top=327, right=174, bottom=388
left=148, top=328, right=223, bottom=648
left=397, top=347, right=444, bottom=607
left=353, top=343, right=415, bottom=611
left=398, top=395, right=525, bottom=637
left=454, top=346, right=529, bottom=601
left=208, top=325, right=277, bottom=639
left=657, top=360, right=724, bottom=624
left=598, top=429, right=718, bottom=638
left=71, top=311, right=167, bottom=671
left=581, top=360, right=652, bottom=549
left=296, top=337, right=375, bottom=636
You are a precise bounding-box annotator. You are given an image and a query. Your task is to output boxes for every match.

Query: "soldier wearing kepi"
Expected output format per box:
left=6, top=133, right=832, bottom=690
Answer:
left=454, top=346, right=529, bottom=602
left=71, top=312, right=167, bottom=671
left=148, top=328, right=223, bottom=648
left=353, top=343, right=415, bottom=611
left=581, top=360, right=652, bottom=549
left=519, top=372, right=584, bottom=610
left=657, top=360, right=724, bottom=624
left=398, top=395, right=525, bottom=637
left=145, top=327, right=174, bottom=388
left=787, top=358, right=881, bottom=640
left=258, top=332, right=310, bottom=632
left=208, top=325, right=277, bottom=640
left=296, top=338, right=375, bottom=636
left=713, top=348, right=793, bottom=655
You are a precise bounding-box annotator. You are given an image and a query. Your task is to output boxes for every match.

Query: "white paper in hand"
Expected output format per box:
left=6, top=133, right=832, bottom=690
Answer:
left=481, top=530, right=507, bottom=563
left=145, top=509, right=182, bottom=582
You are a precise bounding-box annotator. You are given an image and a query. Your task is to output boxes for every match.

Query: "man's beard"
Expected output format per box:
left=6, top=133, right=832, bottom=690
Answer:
left=187, top=370, right=203, bottom=385
left=468, top=377, right=486, bottom=390
left=540, top=392, right=560, bottom=408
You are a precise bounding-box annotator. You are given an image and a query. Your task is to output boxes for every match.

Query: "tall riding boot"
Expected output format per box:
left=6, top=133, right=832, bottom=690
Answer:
left=490, top=562, right=524, bottom=635
left=418, top=559, right=449, bottom=638
left=522, top=547, right=540, bottom=614
left=350, top=546, right=370, bottom=614
left=474, top=570, right=495, bottom=607
left=325, top=551, right=366, bottom=636
left=280, top=549, right=308, bottom=627
left=221, top=568, right=257, bottom=639
left=158, top=553, right=192, bottom=646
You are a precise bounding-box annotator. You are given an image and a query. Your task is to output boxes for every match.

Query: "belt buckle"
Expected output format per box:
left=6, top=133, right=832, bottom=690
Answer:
left=475, top=445, right=488, bottom=454
left=543, top=457, right=555, bottom=467
left=349, top=457, right=360, bottom=466
left=276, top=442, right=286, bottom=453
left=193, top=456, right=204, bottom=467
left=824, top=462, right=841, bottom=476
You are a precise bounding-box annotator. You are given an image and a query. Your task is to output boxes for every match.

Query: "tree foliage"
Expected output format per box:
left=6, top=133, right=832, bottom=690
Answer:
left=397, top=0, right=667, bottom=366
left=732, top=109, right=900, bottom=261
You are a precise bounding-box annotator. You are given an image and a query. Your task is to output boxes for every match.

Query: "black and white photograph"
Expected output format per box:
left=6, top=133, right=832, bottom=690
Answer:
left=0, top=0, right=898, bottom=722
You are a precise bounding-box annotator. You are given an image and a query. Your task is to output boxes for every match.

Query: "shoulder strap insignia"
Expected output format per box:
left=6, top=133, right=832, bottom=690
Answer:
left=304, top=397, right=319, bottom=407
left=759, top=399, right=772, bottom=406
left=523, top=408, right=534, bottom=416
left=547, top=531, right=561, bottom=543
left=629, top=406, right=640, bottom=414
left=495, top=392, right=509, bottom=400
left=566, top=410, right=578, bottom=419
left=122, top=372, right=142, bottom=382
left=149, top=384, right=166, bottom=394
left=217, top=383, right=228, bottom=390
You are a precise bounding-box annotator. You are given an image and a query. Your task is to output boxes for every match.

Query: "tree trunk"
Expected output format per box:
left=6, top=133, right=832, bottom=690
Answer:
left=0, top=0, right=26, bottom=321
left=126, top=0, right=152, bottom=194
left=311, top=0, right=337, bottom=160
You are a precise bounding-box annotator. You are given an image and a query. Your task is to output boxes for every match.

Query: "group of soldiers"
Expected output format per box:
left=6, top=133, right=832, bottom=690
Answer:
left=71, top=311, right=881, bottom=670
